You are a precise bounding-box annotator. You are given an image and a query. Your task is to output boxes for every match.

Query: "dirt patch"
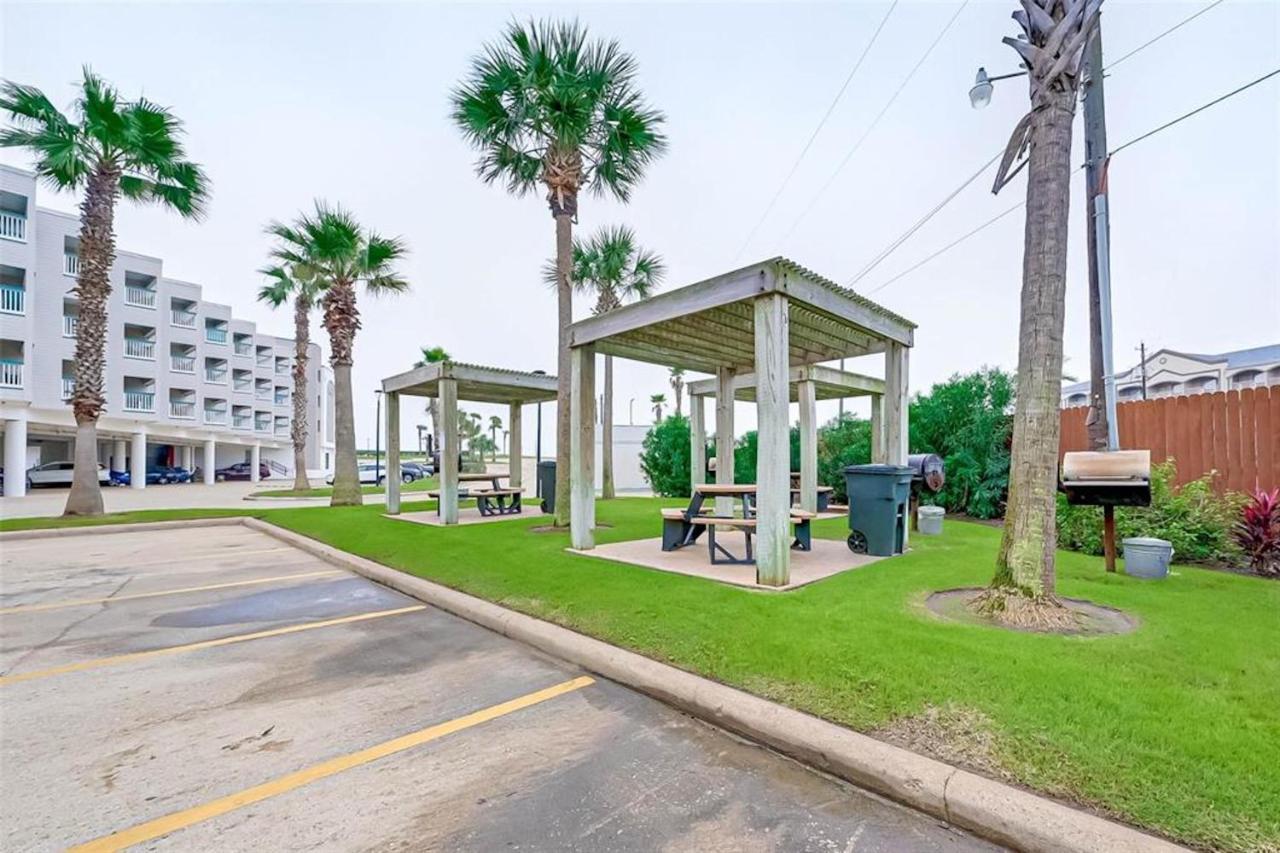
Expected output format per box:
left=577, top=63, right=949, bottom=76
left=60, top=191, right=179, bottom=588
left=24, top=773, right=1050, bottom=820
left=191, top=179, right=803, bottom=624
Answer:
left=925, top=587, right=1138, bottom=636
left=874, top=703, right=1013, bottom=782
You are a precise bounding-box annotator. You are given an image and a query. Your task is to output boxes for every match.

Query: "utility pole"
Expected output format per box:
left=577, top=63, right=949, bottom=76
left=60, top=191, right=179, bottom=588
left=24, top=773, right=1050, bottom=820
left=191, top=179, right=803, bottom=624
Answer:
left=1138, top=341, right=1149, bottom=399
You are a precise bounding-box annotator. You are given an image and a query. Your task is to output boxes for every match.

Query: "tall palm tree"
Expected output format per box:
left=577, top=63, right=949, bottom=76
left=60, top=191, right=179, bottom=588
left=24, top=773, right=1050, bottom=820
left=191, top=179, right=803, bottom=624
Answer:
left=415, top=345, right=451, bottom=457
left=451, top=20, right=667, bottom=525
left=1, top=70, right=208, bottom=516
left=488, top=415, right=503, bottom=459
left=267, top=202, right=408, bottom=507
left=543, top=225, right=664, bottom=499
left=979, top=0, right=1101, bottom=628
left=258, top=263, right=325, bottom=492
left=650, top=394, right=666, bottom=423
left=669, top=368, right=685, bottom=417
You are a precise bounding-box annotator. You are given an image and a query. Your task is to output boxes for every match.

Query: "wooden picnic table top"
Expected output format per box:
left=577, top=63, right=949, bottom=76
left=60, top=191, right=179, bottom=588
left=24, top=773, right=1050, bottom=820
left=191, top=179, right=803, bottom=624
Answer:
left=693, top=483, right=757, bottom=495
left=458, top=472, right=507, bottom=482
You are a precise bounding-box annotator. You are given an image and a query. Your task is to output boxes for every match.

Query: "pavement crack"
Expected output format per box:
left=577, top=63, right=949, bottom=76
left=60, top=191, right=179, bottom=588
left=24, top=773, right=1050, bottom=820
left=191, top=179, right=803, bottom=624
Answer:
left=0, top=578, right=131, bottom=676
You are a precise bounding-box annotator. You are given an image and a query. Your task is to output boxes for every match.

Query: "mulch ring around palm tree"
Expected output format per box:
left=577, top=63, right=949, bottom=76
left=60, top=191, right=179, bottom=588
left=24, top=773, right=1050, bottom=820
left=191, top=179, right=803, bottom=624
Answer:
left=925, top=588, right=1138, bottom=636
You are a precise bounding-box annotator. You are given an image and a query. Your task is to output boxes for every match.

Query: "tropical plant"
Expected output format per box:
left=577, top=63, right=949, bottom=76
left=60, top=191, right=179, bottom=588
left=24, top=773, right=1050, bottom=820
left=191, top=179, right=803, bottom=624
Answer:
left=258, top=264, right=325, bottom=491
left=1233, top=488, right=1280, bottom=578
left=980, top=0, right=1101, bottom=628
left=1, top=69, right=208, bottom=515
left=451, top=20, right=667, bottom=525
left=267, top=202, right=408, bottom=506
left=414, top=345, right=451, bottom=456
left=669, top=368, right=685, bottom=417
left=545, top=225, right=664, bottom=499
left=650, top=393, right=666, bottom=423
left=816, top=415, right=873, bottom=503
left=488, top=415, right=503, bottom=459
left=639, top=414, right=691, bottom=498
left=734, top=427, right=801, bottom=486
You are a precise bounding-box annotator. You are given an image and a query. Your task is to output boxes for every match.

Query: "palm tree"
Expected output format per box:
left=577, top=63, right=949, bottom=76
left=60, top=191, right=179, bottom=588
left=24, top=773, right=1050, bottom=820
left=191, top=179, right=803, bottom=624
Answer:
left=488, top=415, right=503, bottom=460
left=451, top=20, right=667, bottom=525
left=1, top=70, right=208, bottom=516
left=266, top=202, right=408, bottom=507
left=650, top=394, right=666, bottom=423
left=415, top=345, right=451, bottom=457
left=978, top=0, right=1100, bottom=628
left=258, top=264, right=325, bottom=492
left=543, top=225, right=664, bottom=499
left=669, top=368, right=685, bottom=417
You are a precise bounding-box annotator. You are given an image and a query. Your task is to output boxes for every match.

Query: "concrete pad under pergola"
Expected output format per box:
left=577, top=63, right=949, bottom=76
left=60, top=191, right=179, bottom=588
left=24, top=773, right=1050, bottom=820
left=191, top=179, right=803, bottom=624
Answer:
left=566, top=257, right=915, bottom=587
left=380, top=362, right=557, bottom=524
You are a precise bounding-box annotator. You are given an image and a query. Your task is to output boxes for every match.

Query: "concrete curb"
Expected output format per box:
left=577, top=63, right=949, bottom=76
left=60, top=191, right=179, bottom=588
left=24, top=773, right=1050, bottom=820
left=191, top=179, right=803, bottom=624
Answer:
left=245, top=517, right=1186, bottom=853
left=0, top=516, right=248, bottom=542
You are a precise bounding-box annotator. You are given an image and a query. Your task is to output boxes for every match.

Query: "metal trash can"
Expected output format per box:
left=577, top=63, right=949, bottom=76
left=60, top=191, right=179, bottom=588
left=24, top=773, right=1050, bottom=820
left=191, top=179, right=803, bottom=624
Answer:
left=537, top=460, right=556, bottom=514
left=917, top=505, right=945, bottom=535
left=1122, top=537, right=1174, bottom=579
left=844, top=464, right=912, bottom=555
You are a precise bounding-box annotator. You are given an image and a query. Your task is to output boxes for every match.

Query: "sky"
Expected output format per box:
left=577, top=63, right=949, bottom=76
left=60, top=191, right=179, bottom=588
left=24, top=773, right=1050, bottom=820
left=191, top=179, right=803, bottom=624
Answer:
left=3, top=0, right=1278, bottom=453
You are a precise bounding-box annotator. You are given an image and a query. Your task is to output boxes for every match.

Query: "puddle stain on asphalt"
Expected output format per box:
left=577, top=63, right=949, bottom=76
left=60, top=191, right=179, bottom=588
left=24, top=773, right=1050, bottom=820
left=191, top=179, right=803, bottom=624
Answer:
left=150, top=578, right=411, bottom=628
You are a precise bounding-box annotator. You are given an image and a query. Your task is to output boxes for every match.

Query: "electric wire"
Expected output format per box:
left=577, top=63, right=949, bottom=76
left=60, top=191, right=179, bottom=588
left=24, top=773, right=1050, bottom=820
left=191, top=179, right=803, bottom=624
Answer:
left=1104, top=0, right=1228, bottom=71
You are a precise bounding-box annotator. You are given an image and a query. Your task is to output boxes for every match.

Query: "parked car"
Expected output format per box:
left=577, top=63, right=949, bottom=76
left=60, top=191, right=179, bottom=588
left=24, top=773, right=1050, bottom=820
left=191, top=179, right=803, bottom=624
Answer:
left=327, top=462, right=390, bottom=486
left=214, top=462, right=271, bottom=482
left=402, top=461, right=435, bottom=480
left=399, top=462, right=426, bottom=482
left=25, top=461, right=110, bottom=489
left=151, top=466, right=193, bottom=484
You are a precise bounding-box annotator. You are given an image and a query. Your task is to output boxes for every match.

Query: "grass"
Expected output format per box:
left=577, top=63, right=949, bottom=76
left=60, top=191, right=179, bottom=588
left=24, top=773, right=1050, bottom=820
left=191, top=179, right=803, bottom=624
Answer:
left=253, top=476, right=439, bottom=499
left=3, top=498, right=1276, bottom=850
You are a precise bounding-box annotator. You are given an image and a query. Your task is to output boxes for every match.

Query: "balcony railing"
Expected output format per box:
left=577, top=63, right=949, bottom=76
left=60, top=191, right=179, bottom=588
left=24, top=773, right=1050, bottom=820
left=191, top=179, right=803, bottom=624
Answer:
left=170, top=400, right=195, bottom=419
left=123, top=390, right=154, bottom=412
left=124, top=284, right=156, bottom=309
left=0, top=360, right=22, bottom=389
left=206, top=327, right=228, bottom=344
left=64, top=253, right=80, bottom=277
left=171, top=355, right=195, bottom=373
left=0, top=211, right=26, bottom=242
left=124, top=338, right=155, bottom=360
left=232, top=413, right=252, bottom=429
left=274, top=392, right=289, bottom=405
left=255, top=417, right=272, bottom=432
left=171, top=308, right=197, bottom=328
left=234, top=341, right=253, bottom=356
left=63, top=315, right=78, bottom=338
left=61, top=378, right=75, bottom=400
left=0, top=284, right=24, bottom=315
left=256, top=355, right=271, bottom=367
left=204, top=408, right=228, bottom=425
left=205, top=366, right=228, bottom=384
left=234, top=377, right=252, bottom=392
left=255, top=388, right=272, bottom=401
left=275, top=423, right=290, bottom=436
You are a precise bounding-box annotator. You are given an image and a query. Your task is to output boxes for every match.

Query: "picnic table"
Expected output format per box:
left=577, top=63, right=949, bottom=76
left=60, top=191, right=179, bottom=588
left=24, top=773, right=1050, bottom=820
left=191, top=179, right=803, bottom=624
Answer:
left=428, top=471, right=523, bottom=517
left=662, top=483, right=813, bottom=565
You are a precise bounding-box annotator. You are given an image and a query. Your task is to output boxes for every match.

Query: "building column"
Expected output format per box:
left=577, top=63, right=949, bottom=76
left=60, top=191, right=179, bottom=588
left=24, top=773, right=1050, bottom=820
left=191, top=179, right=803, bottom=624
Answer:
left=3, top=418, right=28, bottom=497
left=570, top=345, right=596, bottom=550
left=690, top=394, right=707, bottom=487
left=885, top=343, right=910, bottom=465
left=755, top=293, right=791, bottom=587
left=250, top=443, right=261, bottom=483
left=113, top=439, right=128, bottom=474
left=798, top=378, right=818, bottom=514
left=203, top=439, right=216, bottom=485
left=386, top=391, right=401, bottom=515
left=508, top=402, right=522, bottom=489
left=870, top=393, right=886, bottom=464
left=440, top=379, right=459, bottom=524
left=714, top=367, right=736, bottom=515
left=130, top=430, right=147, bottom=490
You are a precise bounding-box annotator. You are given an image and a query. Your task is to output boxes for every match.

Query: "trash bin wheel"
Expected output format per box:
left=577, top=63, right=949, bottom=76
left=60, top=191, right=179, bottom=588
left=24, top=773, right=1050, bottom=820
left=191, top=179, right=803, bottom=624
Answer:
left=847, top=530, right=868, bottom=554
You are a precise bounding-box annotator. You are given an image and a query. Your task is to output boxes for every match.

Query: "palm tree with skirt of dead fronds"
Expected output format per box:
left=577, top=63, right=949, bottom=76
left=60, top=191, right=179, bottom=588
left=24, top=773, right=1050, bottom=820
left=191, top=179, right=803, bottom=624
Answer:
left=488, top=415, right=503, bottom=461
left=650, top=394, right=666, bottom=424
left=266, top=202, right=408, bottom=507
left=975, top=0, right=1102, bottom=629
left=258, top=263, right=326, bottom=492
left=543, top=225, right=664, bottom=500
left=451, top=19, right=667, bottom=526
left=415, top=346, right=451, bottom=458
left=0, top=69, right=208, bottom=516
left=669, top=368, right=685, bottom=417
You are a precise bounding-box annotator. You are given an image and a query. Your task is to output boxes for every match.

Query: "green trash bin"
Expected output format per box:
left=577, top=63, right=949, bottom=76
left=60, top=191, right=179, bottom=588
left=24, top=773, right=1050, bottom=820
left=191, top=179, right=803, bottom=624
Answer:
left=537, top=460, right=556, bottom=515
left=844, top=464, right=912, bottom=555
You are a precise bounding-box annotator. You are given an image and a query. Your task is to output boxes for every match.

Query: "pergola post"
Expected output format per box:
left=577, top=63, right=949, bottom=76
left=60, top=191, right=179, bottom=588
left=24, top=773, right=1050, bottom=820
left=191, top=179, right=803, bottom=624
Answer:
left=885, top=342, right=909, bottom=465
left=798, top=378, right=818, bottom=514
left=570, top=345, right=597, bottom=550
left=870, top=393, right=886, bottom=464
left=440, top=378, right=459, bottom=525
left=690, top=394, right=707, bottom=487
left=754, top=292, right=791, bottom=587
left=386, top=390, right=401, bottom=515
left=714, top=367, right=736, bottom=515
left=508, top=402, right=522, bottom=489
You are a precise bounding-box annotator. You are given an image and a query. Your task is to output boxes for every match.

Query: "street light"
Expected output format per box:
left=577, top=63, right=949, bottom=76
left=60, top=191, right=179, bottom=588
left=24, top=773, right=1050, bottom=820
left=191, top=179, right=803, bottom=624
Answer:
left=968, top=66, right=1028, bottom=109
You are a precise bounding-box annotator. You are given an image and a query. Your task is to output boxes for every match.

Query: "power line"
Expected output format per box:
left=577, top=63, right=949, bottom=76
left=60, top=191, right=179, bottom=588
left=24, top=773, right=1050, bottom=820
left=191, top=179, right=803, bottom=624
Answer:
left=732, top=0, right=899, bottom=262
left=780, top=0, right=971, bottom=245
left=865, top=202, right=1024, bottom=295
left=1104, top=0, right=1227, bottom=71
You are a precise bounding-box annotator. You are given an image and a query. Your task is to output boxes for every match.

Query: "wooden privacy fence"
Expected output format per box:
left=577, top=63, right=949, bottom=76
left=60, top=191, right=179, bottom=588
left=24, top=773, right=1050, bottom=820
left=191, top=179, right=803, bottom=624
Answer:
left=1060, top=386, right=1279, bottom=494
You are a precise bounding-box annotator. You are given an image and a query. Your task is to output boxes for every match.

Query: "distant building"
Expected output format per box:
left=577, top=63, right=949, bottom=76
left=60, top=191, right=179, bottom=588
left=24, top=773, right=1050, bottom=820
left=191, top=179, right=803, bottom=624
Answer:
left=1061, top=344, right=1280, bottom=407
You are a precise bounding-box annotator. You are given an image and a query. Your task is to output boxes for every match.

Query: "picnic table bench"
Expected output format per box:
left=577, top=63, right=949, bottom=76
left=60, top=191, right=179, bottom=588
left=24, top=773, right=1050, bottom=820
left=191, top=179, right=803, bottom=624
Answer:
left=427, top=472, right=523, bottom=517
left=661, top=484, right=815, bottom=564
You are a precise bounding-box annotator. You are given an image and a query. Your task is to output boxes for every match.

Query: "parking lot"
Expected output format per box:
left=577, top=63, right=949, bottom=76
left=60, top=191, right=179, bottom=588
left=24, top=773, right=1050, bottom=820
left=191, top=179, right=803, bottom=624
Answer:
left=0, top=524, right=998, bottom=851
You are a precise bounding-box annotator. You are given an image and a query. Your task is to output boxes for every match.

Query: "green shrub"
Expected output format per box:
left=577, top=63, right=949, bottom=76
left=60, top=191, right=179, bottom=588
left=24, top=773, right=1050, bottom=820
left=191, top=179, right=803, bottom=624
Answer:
left=639, top=415, right=692, bottom=497
left=732, top=427, right=800, bottom=485
left=1057, top=460, right=1244, bottom=563
left=817, top=415, right=873, bottom=503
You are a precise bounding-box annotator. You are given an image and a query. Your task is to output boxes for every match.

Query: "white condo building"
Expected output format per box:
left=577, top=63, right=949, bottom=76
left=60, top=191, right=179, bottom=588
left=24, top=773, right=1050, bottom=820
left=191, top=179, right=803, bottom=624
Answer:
left=0, top=164, right=334, bottom=496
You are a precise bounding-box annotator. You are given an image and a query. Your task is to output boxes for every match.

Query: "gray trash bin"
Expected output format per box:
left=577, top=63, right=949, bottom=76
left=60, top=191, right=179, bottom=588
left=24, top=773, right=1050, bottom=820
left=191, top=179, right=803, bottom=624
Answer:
left=537, top=460, right=556, bottom=515
left=1122, top=537, right=1174, bottom=579
left=917, top=505, right=945, bottom=535
left=844, top=464, right=912, bottom=555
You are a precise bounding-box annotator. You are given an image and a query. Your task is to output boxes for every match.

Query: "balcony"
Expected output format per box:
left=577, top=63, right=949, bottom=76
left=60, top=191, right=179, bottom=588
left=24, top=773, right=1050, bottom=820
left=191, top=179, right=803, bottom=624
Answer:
left=61, top=377, right=75, bottom=401
left=123, top=390, right=154, bottom=413
left=124, top=338, right=155, bottom=360
left=0, top=359, right=23, bottom=389
left=124, top=284, right=157, bottom=309
left=254, top=416, right=271, bottom=432
left=170, top=400, right=195, bottom=419
left=204, top=408, right=228, bottom=426
left=0, top=212, right=25, bottom=242
left=232, top=413, right=252, bottom=430
left=171, top=308, right=197, bottom=328
left=234, top=340, right=253, bottom=357
left=205, top=365, right=228, bottom=384
left=233, top=376, right=252, bottom=392
left=62, top=315, right=78, bottom=338
left=274, top=390, right=290, bottom=405
left=64, top=253, right=80, bottom=277
left=171, top=355, right=195, bottom=373
left=206, top=327, right=228, bottom=345
left=0, top=284, right=24, bottom=315
left=275, top=423, right=290, bottom=437
left=256, top=355, right=271, bottom=368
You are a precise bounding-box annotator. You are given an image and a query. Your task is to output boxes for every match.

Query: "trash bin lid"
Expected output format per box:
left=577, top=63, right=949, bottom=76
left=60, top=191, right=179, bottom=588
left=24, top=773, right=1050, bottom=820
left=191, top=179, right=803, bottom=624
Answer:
left=538, top=460, right=556, bottom=469
left=1121, top=537, right=1171, bottom=548
left=844, top=464, right=912, bottom=475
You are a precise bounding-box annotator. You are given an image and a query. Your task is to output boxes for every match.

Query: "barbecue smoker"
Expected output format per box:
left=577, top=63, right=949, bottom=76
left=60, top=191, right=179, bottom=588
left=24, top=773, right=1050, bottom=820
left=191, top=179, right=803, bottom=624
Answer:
left=1060, top=449, right=1152, bottom=571
left=906, top=453, right=945, bottom=530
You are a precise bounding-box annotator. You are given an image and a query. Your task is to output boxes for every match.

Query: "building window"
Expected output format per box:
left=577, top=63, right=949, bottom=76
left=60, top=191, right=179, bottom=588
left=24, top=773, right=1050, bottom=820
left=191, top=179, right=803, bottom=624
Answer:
left=1232, top=370, right=1262, bottom=389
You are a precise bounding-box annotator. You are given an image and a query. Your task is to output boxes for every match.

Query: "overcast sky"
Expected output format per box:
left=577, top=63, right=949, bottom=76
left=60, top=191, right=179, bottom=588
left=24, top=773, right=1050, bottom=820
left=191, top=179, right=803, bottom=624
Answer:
left=4, top=0, right=1277, bottom=453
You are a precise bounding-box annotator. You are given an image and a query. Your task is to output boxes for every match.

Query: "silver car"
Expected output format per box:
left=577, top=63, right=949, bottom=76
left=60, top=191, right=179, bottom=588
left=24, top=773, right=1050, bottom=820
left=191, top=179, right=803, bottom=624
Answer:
left=26, top=461, right=111, bottom=489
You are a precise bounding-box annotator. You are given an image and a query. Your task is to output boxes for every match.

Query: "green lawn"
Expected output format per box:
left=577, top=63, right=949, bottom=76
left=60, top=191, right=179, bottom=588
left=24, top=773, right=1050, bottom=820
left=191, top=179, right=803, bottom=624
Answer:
left=253, top=476, right=439, bottom=499
left=3, top=498, right=1276, bottom=850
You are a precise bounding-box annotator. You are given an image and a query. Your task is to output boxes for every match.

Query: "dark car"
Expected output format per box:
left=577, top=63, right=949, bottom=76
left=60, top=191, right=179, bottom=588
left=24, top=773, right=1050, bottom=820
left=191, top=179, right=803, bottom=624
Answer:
left=151, top=466, right=194, bottom=484
left=214, top=462, right=271, bottom=482
left=400, top=462, right=427, bottom=482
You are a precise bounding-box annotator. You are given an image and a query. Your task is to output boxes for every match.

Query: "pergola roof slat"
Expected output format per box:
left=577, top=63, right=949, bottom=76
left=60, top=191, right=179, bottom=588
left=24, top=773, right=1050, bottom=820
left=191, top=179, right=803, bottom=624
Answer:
left=381, top=361, right=557, bottom=404
left=687, top=365, right=885, bottom=402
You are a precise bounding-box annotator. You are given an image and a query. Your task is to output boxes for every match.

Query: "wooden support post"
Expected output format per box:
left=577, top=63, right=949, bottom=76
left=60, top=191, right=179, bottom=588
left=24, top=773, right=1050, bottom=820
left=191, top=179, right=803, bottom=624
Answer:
left=440, top=378, right=459, bottom=525
left=570, top=345, right=597, bottom=550
left=386, top=391, right=401, bottom=514
left=870, top=393, right=886, bottom=464
left=754, top=292, right=791, bottom=587
left=798, top=378, right=818, bottom=514
left=715, top=367, right=736, bottom=516
left=885, top=343, right=909, bottom=465
left=508, top=402, right=522, bottom=489
left=1103, top=505, right=1117, bottom=572
left=690, top=394, right=707, bottom=487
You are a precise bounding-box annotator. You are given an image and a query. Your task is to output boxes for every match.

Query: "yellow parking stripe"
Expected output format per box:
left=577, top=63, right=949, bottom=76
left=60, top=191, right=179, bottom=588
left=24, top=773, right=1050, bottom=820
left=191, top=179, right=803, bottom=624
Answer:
left=0, top=605, right=426, bottom=686
left=69, top=675, right=595, bottom=852
left=0, top=569, right=345, bottom=615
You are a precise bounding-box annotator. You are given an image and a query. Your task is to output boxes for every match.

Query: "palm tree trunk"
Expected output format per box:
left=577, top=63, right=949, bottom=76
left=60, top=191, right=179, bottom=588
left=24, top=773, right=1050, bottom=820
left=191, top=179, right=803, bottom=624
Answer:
left=602, top=354, right=615, bottom=500
left=429, top=399, right=441, bottom=458
left=552, top=211, right=573, bottom=526
left=64, top=164, right=120, bottom=517
left=291, top=296, right=311, bottom=492
left=322, top=279, right=362, bottom=507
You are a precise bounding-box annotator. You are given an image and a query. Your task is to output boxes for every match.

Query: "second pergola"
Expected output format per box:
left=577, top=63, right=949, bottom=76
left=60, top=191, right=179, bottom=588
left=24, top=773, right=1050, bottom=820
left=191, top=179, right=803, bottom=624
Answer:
left=566, top=257, right=916, bottom=587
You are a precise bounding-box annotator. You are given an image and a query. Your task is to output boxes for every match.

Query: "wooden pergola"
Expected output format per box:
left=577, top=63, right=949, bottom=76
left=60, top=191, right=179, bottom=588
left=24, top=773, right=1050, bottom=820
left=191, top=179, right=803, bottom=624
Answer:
left=566, top=257, right=915, bottom=586
left=685, top=364, right=886, bottom=514
left=380, top=362, right=557, bottom=523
